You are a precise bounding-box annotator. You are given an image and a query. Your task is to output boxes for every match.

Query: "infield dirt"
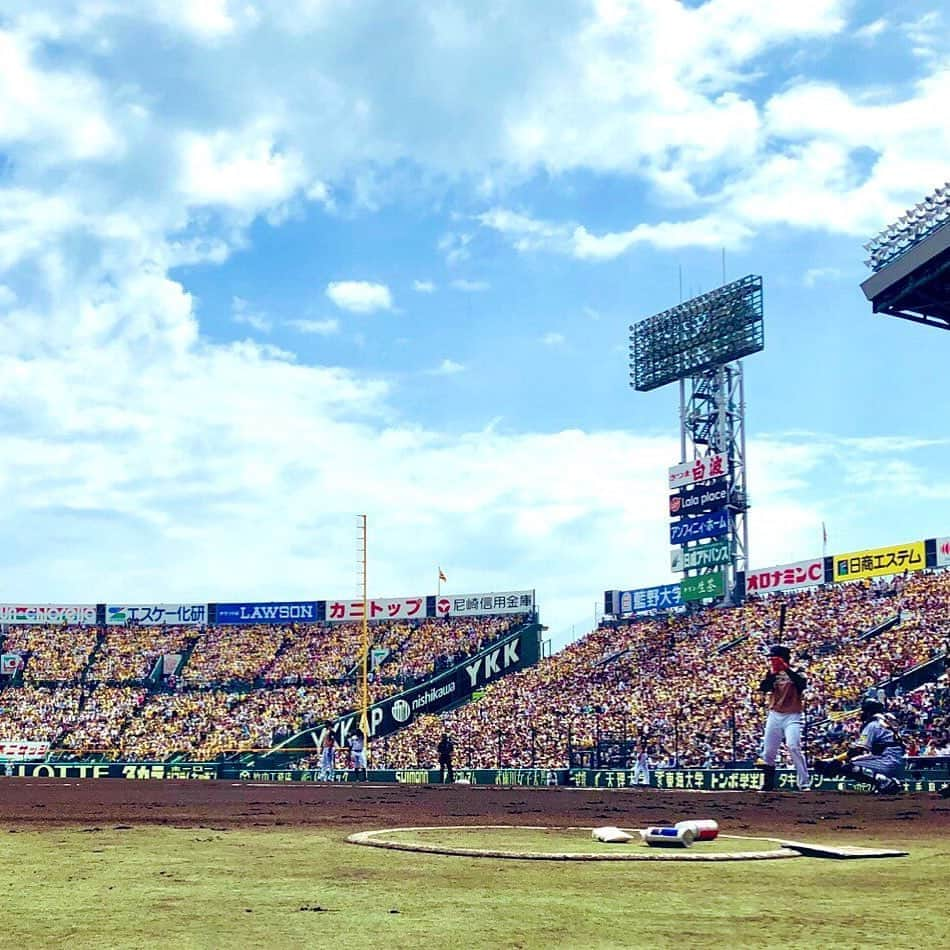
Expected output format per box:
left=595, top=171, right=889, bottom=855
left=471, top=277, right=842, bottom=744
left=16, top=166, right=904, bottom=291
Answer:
left=1, top=777, right=948, bottom=840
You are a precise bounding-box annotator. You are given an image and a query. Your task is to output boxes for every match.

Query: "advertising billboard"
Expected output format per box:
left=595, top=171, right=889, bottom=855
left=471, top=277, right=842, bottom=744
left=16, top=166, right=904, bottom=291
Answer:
left=833, top=542, right=925, bottom=583
left=325, top=597, right=426, bottom=623
left=215, top=601, right=323, bottom=624
left=672, top=540, right=730, bottom=572
left=618, top=584, right=682, bottom=615
left=745, top=559, right=825, bottom=594
left=106, top=604, right=207, bottom=626
left=670, top=508, right=729, bottom=545
left=435, top=591, right=534, bottom=617
left=680, top=572, right=725, bottom=602
left=669, top=476, right=729, bottom=518
left=0, top=604, right=97, bottom=625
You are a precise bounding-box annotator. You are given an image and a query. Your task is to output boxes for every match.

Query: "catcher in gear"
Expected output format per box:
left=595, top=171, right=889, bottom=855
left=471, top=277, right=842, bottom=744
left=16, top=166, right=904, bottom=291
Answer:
left=813, top=699, right=904, bottom=795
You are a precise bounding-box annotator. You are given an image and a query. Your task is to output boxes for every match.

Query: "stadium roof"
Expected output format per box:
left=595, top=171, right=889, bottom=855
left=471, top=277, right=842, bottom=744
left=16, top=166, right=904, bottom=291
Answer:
left=860, top=184, right=950, bottom=331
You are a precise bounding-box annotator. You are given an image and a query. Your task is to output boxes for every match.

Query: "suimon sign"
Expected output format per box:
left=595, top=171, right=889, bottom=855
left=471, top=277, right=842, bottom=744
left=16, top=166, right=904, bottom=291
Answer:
left=668, top=453, right=728, bottom=490
left=745, top=559, right=824, bottom=594
left=936, top=537, right=950, bottom=568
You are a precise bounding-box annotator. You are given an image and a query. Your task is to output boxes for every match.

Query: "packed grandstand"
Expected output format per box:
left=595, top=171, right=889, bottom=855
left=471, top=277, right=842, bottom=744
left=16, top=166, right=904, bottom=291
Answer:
left=1, top=566, right=947, bottom=773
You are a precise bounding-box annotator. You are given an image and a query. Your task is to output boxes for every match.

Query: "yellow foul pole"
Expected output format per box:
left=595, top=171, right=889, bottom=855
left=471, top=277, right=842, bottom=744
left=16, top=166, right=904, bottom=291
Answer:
left=359, top=514, right=370, bottom=738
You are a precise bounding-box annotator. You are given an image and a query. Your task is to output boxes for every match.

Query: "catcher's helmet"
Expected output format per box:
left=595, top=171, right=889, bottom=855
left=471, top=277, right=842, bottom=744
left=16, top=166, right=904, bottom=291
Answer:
left=860, top=699, right=885, bottom=723
left=768, top=645, right=791, bottom=662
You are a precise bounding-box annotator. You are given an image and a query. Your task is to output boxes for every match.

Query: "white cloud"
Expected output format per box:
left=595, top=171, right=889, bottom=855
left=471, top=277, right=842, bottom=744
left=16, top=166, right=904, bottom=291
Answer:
left=572, top=216, right=754, bottom=258
left=902, top=11, right=945, bottom=61
left=287, top=318, right=340, bottom=335
left=231, top=296, right=272, bottom=333
left=541, top=332, right=565, bottom=346
left=427, top=358, right=466, bottom=375
left=306, top=180, right=334, bottom=209
left=803, top=267, right=843, bottom=287
left=450, top=279, right=489, bottom=292
left=0, top=29, right=123, bottom=162
left=0, top=285, right=16, bottom=309
left=147, top=0, right=244, bottom=40
left=412, top=279, right=436, bottom=293
left=853, top=18, right=888, bottom=42
left=3, top=0, right=950, bottom=642
left=479, top=206, right=756, bottom=259
left=178, top=127, right=308, bottom=214
left=477, top=207, right=569, bottom=253
left=438, top=232, right=472, bottom=266
left=325, top=281, right=393, bottom=313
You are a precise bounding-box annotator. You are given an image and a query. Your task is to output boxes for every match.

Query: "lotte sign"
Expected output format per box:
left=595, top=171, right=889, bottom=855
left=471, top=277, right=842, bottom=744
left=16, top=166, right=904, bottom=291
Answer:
left=936, top=537, right=950, bottom=568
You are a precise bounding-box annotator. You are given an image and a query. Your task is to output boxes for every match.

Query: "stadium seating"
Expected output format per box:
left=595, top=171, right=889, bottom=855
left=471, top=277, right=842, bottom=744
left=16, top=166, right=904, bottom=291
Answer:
left=1, top=572, right=947, bottom=767
left=383, top=570, right=950, bottom=770
left=0, top=614, right=528, bottom=759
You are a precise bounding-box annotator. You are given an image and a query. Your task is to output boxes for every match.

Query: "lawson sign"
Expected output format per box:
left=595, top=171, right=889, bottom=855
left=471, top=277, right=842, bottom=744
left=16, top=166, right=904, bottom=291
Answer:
left=214, top=601, right=323, bottom=624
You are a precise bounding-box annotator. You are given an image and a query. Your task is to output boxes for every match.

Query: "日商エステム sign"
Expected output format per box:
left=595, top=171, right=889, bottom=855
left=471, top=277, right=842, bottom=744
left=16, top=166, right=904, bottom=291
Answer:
left=833, top=541, right=925, bottom=583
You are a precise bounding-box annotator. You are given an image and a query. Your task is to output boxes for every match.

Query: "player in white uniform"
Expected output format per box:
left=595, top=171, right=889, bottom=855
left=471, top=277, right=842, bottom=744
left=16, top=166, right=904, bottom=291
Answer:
left=757, top=645, right=810, bottom=792
left=318, top=731, right=336, bottom=782
left=632, top=747, right=651, bottom=786
left=348, top=730, right=367, bottom=781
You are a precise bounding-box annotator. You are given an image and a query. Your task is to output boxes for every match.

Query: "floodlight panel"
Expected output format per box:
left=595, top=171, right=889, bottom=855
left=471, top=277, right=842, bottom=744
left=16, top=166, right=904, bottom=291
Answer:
left=865, top=182, right=950, bottom=273
left=630, top=275, right=764, bottom=391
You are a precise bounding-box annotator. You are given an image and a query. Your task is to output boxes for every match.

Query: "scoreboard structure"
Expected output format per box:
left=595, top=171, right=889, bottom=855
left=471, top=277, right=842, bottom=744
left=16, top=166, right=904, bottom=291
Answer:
left=629, top=275, right=765, bottom=606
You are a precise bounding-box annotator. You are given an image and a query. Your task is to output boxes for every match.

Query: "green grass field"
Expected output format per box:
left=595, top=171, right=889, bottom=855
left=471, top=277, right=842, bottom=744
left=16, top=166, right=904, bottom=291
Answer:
left=0, top=826, right=946, bottom=949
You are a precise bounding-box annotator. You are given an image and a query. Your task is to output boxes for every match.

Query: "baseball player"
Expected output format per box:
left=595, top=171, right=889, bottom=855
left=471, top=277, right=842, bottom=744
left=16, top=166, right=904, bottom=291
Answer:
left=348, top=729, right=368, bottom=781
left=813, top=699, right=903, bottom=794
left=318, top=730, right=336, bottom=782
left=757, top=644, right=810, bottom=792
left=632, top=746, right=651, bottom=786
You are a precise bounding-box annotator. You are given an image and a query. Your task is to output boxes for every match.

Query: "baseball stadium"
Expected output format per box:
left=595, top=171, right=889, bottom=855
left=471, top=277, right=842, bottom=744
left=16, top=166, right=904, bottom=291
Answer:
left=3, top=4, right=950, bottom=949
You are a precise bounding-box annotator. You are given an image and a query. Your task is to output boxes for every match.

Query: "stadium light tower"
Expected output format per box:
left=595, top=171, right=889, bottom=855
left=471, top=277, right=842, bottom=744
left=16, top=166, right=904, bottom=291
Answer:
left=629, top=275, right=765, bottom=605
left=860, top=182, right=950, bottom=330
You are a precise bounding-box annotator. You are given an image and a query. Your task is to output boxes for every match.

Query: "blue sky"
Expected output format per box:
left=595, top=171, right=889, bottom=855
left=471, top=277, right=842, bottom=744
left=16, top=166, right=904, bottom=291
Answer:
left=0, top=1, right=948, bottom=647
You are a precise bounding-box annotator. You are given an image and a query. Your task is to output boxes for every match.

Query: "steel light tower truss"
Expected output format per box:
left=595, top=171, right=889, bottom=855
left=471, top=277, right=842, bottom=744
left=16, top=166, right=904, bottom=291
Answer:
left=630, top=275, right=763, bottom=605
left=679, top=363, right=749, bottom=599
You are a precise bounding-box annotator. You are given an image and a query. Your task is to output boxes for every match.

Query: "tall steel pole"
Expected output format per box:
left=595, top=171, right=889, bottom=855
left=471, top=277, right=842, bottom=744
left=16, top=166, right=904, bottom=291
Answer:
left=358, top=515, right=370, bottom=738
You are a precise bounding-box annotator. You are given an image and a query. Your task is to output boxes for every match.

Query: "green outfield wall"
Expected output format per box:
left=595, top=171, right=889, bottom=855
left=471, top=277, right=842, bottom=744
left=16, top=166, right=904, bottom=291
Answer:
left=4, top=761, right=947, bottom=793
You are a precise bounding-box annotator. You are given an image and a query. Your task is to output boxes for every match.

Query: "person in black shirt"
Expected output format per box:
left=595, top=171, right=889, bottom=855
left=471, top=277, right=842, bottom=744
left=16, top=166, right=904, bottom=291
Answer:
left=437, top=732, right=454, bottom=784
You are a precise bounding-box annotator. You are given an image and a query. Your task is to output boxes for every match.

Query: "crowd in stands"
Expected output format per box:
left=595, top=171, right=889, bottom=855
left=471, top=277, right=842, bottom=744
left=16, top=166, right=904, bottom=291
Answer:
left=383, top=570, right=950, bottom=771
left=88, top=627, right=195, bottom=684
left=4, top=627, right=99, bottom=684
left=0, top=613, right=526, bottom=759
left=2, top=570, right=948, bottom=769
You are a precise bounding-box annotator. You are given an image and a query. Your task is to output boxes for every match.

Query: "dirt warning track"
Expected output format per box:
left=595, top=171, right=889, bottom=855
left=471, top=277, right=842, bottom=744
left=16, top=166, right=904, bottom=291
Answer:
left=1, top=778, right=948, bottom=841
